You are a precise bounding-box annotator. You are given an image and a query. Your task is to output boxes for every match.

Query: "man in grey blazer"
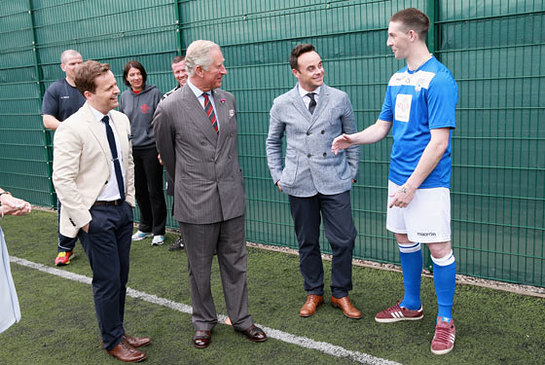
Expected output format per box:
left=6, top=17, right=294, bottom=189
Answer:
left=266, top=44, right=362, bottom=319
left=153, top=40, right=267, bottom=349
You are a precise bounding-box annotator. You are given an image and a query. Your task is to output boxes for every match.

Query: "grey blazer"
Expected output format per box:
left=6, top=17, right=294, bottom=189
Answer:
left=266, top=83, right=360, bottom=197
left=153, top=85, right=245, bottom=224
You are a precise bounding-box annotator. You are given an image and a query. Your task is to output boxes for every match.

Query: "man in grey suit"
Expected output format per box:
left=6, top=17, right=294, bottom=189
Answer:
left=153, top=40, right=267, bottom=349
left=266, top=44, right=361, bottom=319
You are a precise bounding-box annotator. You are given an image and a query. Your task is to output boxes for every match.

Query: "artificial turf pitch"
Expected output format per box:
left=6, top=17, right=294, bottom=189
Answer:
left=0, top=210, right=544, bottom=364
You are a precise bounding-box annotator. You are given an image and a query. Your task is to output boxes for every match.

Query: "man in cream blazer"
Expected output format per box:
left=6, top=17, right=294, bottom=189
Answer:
left=53, top=60, right=151, bottom=363
left=266, top=44, right=361, bottom=320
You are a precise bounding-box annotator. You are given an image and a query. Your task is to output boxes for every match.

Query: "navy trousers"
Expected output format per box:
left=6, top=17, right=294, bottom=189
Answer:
left=289, top=191, right=357, bottom=298
left=77, top=202, right=133, bottom=350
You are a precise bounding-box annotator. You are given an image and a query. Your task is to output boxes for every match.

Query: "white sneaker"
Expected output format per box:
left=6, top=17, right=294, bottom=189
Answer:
left=151, top=235, right=165, bottom=246
left=132, top=230, right=153, bottom=241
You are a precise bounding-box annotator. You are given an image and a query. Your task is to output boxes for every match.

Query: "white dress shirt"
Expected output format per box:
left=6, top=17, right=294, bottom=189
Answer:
left=89, top=106, right=126, bottom=201
left=298, top=84, right=321, bottom=110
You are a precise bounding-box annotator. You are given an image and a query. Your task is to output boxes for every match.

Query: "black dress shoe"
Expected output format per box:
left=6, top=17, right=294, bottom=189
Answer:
left=238, top=324, right=267, bottom=342
left=192, top=330, right=211, bottom=349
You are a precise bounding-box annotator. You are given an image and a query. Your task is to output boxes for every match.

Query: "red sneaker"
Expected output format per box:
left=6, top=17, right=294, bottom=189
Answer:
left=431, top=317, right=456, bottom=355
left=375, top=300, right=423, bottom=323
left=55, top=251, right=73, bottom=266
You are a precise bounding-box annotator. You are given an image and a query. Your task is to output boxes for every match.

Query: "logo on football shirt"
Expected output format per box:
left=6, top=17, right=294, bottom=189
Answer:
left=394, top=94, right=412, bottom=122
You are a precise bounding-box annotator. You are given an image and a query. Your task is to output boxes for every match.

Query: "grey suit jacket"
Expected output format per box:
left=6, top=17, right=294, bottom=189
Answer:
left=153, top=85, right=245, bottom=224
left=53, top=103, right=135, bottom=237
left=266, top=83, right=360, bottom=197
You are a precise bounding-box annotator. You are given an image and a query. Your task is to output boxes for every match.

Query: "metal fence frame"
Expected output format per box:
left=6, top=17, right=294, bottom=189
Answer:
left=0, top=0, right=543, bottom=286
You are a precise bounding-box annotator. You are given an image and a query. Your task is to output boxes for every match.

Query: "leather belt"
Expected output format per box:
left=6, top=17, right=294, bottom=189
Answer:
left=93, top=199, right=124, bottom=206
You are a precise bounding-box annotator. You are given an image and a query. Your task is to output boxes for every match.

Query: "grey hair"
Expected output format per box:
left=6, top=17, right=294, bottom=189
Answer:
left=185, top=40, right=220, bottom=77
left=60, top=49, right=82, bottom=64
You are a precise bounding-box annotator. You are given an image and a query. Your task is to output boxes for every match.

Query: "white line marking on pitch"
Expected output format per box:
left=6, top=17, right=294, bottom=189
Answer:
left=11, top=256, right=401, bottom=365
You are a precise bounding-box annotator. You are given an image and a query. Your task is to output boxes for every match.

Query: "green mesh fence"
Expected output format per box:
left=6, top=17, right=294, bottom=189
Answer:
left=0, top=0, right=543, bottom=286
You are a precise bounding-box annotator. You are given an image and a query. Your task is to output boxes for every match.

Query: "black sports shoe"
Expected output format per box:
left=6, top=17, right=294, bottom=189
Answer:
left=168, top=236, right=184, bottom=251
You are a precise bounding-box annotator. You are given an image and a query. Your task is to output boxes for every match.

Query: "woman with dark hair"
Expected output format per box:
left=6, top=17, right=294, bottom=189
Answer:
left=119, top=60, right=167, bottom=245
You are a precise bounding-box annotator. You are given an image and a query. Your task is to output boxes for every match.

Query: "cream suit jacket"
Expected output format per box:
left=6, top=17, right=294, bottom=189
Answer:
left=53, top=102, right=135, bottom=238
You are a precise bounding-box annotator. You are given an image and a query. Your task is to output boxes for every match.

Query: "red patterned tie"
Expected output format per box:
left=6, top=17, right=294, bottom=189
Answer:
left=203, top=93, right=218, bottom=133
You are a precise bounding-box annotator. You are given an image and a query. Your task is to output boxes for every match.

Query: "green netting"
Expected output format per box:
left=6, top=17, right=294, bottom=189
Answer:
left=0, top=0, right=543, bottom=286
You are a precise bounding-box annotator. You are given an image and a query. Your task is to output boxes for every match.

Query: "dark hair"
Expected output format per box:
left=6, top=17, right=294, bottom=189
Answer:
left=390, top=8, right=430, bottom=39
left=172, top=55, right=185, bottom=64
left=122, top=60, right=147, bottom=88
left=289, top=43, right=316, bottom=71
left=74, top=60, right=111, bottom=95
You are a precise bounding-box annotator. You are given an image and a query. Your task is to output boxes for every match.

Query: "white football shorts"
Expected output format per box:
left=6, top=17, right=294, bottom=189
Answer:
left=386, top=180, right=451, bottom=243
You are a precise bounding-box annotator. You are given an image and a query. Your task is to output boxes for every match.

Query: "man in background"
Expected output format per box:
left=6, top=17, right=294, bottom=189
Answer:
left=159, top=55, right=188, bottom=252
left=42, top=49, right=85, bottom=266
left=161, top=55, right=188, bottom=101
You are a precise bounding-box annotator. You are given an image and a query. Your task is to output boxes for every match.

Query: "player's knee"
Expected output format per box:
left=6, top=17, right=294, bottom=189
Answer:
left=430, top=248, right=455, bottom=266
left=394, top=233, right=410, bottom=243
left=427, top=241, right=451, bottom=259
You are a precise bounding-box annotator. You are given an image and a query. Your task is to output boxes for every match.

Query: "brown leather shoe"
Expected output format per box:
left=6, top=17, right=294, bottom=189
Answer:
left=106, top=339, right=147, bottom=362
left=192, top=330, right=211, bottom=349
left=123, top=334, right=152, bottom=348
left=330, top=296, right=362, bottom=319
left=299, top=294, right=324, bottom=317
left=238, top=324, right=267, bottom=342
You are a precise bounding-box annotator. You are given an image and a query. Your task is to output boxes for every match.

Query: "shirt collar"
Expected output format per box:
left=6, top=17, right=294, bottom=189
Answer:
left=187, top=79, right=213, bottom=99
left=88, top=104, right=109, bottom=122
left=298, top=84, right=321, bottom=98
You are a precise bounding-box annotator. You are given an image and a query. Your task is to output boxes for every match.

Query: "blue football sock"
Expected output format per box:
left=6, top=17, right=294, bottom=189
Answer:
left=398, top=242, right=422, bottom=310
left=432, top=250, right=456, bottom=320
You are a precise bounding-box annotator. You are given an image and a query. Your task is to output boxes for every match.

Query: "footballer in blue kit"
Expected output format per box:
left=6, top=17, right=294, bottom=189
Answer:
left=332, top=8, right=458, bottom=355
left=379, top=56, right=458, bottom=189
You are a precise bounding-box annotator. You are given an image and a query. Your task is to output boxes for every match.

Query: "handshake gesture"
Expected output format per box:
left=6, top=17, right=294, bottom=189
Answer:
left=331, top=133, right=357, bottom=155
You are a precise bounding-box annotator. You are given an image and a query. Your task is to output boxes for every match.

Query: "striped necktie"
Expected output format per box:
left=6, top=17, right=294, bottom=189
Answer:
left=202, top=93, right=218, bottom=133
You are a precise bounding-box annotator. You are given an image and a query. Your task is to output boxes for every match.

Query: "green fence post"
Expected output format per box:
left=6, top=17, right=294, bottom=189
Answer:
left=27, top=0, right=55, bottom=208
left=427, top=0, right=437, bottom=56
left=424, top=0, right=439, bottom=272
left=174, top=0, right=182, bottom=55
